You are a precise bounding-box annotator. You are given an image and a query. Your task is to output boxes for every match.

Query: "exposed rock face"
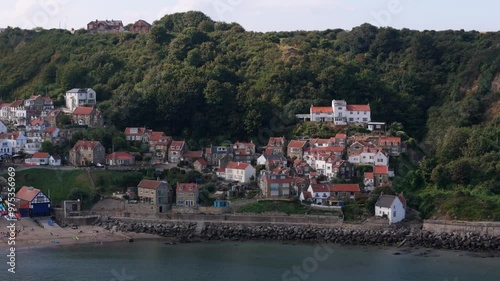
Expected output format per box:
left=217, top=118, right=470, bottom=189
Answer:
left=96, top=219, right=500, bottom=252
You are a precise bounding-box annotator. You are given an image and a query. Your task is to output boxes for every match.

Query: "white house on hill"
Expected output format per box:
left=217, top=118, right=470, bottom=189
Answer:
left=65, top=88, right=97, bottom=112
left=297, top=99, right=371, bottom=125
left=375, top=194, right=406, bottom=224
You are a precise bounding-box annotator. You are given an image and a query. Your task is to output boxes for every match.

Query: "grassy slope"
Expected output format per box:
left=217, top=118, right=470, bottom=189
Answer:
left=12, top=169, right=132, bottom=204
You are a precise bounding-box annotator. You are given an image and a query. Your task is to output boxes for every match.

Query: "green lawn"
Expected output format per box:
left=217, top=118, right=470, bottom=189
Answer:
left=10, top=168, right=136, bottom=204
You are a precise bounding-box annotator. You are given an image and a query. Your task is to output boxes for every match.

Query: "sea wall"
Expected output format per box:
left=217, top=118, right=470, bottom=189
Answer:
left=423, top=220, right=500, bottom=236
left=170, top=213, right=343, bottom=226
left=201, top=223, right=500, bottom=252
left=96, top=218, right=500, bottom=252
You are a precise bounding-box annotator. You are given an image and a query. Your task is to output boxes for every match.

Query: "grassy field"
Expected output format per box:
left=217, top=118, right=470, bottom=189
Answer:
left=9, top=168, right=134, bottom=204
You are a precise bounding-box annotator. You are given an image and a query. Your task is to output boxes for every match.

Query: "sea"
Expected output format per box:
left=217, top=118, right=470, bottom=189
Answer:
left=4, top=240, right=500, bottom=281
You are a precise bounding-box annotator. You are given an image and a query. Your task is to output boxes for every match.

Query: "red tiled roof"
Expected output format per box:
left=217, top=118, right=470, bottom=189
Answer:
left=216, top=167, right=225, bottom=173
left=138, top=180, right=162, bottom=190
left=0, top=102, right=10, bottom=108
left=72, top=140, right=102, bottom=151
left=73, top=107, right=94, bottom=115
left=379, top=137, right=402, bottom=144
left=346, top=104, right=370, bottom=111
left=226, top=162, right=250, bottom=170
left=9, top=100, right=23, bottom=107
left=16, top=186, right=44, bottom=202
left=288, top=140, right=307, bottom=148
left=195, top=159, right=207, bottom=166
left=309, top=138, right=330, bottom=145
left=32, top=152, right=49, bottom=159
left=398, top=193, right=407, bottom=208
left=44, top=127, right=57, bottom=134
left=311, top=106, right=333, bottom=113
left=182, top=151, right=203, bottom=159
left=234, top=141, right=255, bottom=147
left=124, top=127, right=146, bottom=136
left=364, top=172, right=374, bottom=179
left=267, top=137, right=286, bottom=147
left=335, top=133, right=347, bottom=139
left=176, top=183, right=198, bottom=193
left=31, top=119, right=45, bottom=126
left=374, top=165, right=389, bottom=175
left=170, top=141, right=185, bottom=151
left=106, top=152, right=134, bottom=160
left=310, top=183, right=334, bottom=193
left=330, top=184, right=360, bottom=193
left=149, top=131, right=166, bottom=142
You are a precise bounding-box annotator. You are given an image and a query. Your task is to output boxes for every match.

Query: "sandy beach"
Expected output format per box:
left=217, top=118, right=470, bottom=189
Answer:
left=0, top=217, right=165, bottom=251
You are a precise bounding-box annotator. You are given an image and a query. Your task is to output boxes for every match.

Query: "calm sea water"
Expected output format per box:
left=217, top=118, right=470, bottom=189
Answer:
left=4, top=240, right=500, bottom=281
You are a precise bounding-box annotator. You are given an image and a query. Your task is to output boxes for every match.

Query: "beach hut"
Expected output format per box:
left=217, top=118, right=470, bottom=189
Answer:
left=15, top=186, right=51, bottom=217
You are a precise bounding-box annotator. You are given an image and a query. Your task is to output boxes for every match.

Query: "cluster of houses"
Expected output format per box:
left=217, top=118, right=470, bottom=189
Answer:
left=0, top=88, right=105, bottom=165
left=87, top=19, right=151, bottom=33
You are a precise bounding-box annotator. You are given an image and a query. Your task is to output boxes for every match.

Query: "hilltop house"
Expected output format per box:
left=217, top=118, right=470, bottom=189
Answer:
left=148, top=132, right=172, bottom=162
left=69, top=140, right=105, bottom=166
left=16, top=186, right=51, bottom=217
left=297, top=100, right=371, bottom=125
left=375, top=194, right=406, bottom=224
left=65, top=88, right=97, bottom=112
left=232, top=141, right=255, bottom=163
left=176, top=183, right=199, bottom=208
left=266, top=137, right=287, bottom=155
left=137, top=180, right=171, bottom=213
left=130, top=20, right=151, bottom=33
left=87, top=20, right=125, bottom=33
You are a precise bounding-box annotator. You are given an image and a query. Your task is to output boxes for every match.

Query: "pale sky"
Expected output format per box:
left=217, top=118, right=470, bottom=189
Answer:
left=0, top=0, right=498, bottom=32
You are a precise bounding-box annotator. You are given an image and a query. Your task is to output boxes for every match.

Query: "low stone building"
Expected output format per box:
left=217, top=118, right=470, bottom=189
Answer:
left=137, top=180, right=172, bottom=213
left=176, top=183, right=199, bottom=208
left=69, top=140, right=105, bottom=166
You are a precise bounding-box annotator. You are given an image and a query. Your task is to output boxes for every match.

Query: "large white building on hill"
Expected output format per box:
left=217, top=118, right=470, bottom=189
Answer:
left=296, top=99, right=371, bottom=125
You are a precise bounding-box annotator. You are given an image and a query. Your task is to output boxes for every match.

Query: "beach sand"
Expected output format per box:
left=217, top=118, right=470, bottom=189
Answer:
left=0, top=218, right=164, bottom=251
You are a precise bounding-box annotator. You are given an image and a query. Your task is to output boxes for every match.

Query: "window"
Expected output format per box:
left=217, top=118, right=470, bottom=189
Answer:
left=393, top=211, right=396, bottom=217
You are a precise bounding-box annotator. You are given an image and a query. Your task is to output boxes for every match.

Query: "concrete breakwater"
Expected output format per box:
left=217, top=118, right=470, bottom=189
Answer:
left=97, top=219, right=500, bottom=252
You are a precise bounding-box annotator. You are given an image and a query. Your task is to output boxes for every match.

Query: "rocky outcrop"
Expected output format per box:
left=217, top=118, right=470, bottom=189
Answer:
left=201, top=223, right=500, bottom=252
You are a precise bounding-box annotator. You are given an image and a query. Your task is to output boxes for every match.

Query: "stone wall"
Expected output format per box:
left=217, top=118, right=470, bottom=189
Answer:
left=423, top=220, right=500, bottom=237
left=172, top=206, right=230, bottom=215
left=170, top=213, right=343, bottom=226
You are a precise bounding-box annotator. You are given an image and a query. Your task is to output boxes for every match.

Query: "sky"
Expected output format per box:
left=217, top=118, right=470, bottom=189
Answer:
left=0, top=0, right=498, bottom=32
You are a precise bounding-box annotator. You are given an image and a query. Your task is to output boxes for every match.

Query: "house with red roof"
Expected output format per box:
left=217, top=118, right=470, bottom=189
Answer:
left=124, top=127, right=149, bottom=142
left=266, top=137, right=287, bottom=155
left=378, top=137, right=403, bottom=156
left=305, top=182, right=334, bottom=204
left=148, top=132, right=172, bottom=162
left=297, top=99, right=371, bottom=126
left=364, top=172, right=375, bottom=191
left=168, top=141, right=188, bottom=163
left=232, top=141, right=256, bottom=163
left=16, top=186, right=50, bottom=217
left=130, top=19, right=151, bottom=33
left=330, top=184, right=361, bottom=201
left=374, top=165, right=390, bottom=187
left=65, top=88, right=97, bottom=112
left=71, top=106, right=103, bottom=127
left=24, top=152, right=50, bottom=166
left=224, top=161, right=256, bottom=183
left=193, top=159, right=208, bottom=172
left=69, top=140, right=105, bottom=166
left=176, top=183, right=199, bottom=208
left=137, top=180, right=172, bottom=213
left=106, top=152, right=135, bottom=166
left=287, top=140, right=307, bottom=160
left=181, top=151, right=204, bottom=164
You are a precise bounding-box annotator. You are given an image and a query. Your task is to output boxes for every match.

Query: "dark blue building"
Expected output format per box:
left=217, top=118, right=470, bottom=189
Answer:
left=15, top=186, right=51, bottom=217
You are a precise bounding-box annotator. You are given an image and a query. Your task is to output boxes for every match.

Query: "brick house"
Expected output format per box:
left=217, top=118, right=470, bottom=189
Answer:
left=71, top=106, right=103, bottom=127
left=69, top=140, right=105, bottom=166
left=193, top=159, right=208, bottom=172
left=176, top=183, right=199, bottom=208
left=137, top=180, right=171, bottom=213
left=259, top=172, right=293, bottom=198
left=266, top=137, right=287, bottom=155
left=87, top=20, right=125, bottom=33
left=148, top=132, right=172, bottom=162
left=287, top=140, right=307, bottom=160
left=130, top=20, right=151, bottom=33
left=205, top=145, right=233, bottom=167
left=232, top=141, right=256, bottom=163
